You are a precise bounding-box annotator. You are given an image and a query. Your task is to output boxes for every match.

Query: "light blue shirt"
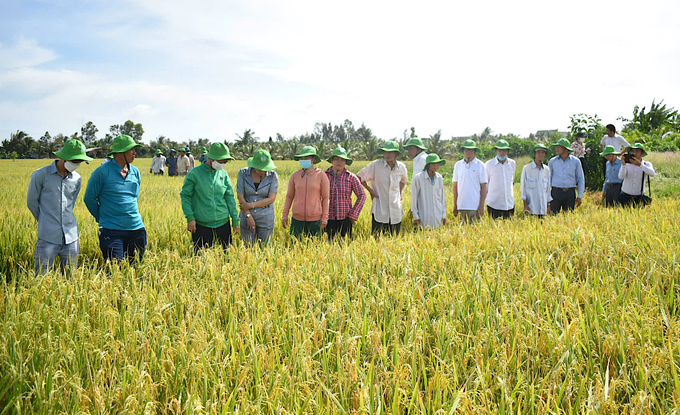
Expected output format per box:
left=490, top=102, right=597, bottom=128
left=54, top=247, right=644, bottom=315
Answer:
left=548, top=154, right=585, bottom=198
left=602, top=158, right=623, bottom=192
left=27, top=161, right=81, bottom=245
left=84, top=159, right=145, bottom=231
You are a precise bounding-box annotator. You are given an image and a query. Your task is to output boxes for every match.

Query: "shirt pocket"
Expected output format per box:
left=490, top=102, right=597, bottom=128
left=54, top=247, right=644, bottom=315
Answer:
left=526, top=178, right=538, bottom=189
left=541, top=177, right=550, bottom=191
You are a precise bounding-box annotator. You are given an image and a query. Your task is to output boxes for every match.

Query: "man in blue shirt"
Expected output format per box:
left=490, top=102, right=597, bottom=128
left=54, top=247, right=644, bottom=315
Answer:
left=600, top=145, right=623, bottom=207
left=84, top=135, right=147, bottom=263
left=166, top=149, right=178, bottom=176
left=27, top=139, right=93, bottom=274
left=548, top=138, right=585, bottom=214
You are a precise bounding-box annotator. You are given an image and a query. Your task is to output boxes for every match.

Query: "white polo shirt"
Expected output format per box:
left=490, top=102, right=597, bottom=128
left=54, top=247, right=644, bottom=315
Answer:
left=600, top=134, right=630, bottom=152
left=453, top=158, right=488, bottom=210
left=485, top=157, right=516, bottom=211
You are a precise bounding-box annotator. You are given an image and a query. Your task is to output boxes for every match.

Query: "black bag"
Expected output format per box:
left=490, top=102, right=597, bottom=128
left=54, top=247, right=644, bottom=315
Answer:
left=639, top=172, right=652, bottom=206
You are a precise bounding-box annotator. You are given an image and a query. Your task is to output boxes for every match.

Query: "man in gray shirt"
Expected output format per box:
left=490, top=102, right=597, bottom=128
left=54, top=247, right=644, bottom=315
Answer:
left=27, top=139, right=93, bottom=274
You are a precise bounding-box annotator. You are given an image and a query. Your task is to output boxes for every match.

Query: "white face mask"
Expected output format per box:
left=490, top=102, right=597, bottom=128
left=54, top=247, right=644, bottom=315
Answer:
left=64, top=161, right=81, bottom=172
left=212, top=161, right=226, bottom=171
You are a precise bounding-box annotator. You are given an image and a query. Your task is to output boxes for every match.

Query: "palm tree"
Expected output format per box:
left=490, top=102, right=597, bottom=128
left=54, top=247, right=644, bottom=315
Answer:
left=425, top=130, right=453, bottom=158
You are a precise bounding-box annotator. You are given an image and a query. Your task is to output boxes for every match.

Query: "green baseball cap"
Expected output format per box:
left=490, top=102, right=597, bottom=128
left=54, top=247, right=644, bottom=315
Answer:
left=294, top=145, right=321, bottom=163
left=404, top=137, right=427, bottom=151
left=460, top=139, right=478, bottom=150
left=205, top=142, right=235, bottom=161
left=378, top=140, right=403, bottom=156
left=532, top=144, right=549, bottom=159
left=155, top=149, right=163, bottom=155
left=552, top=138, right=573, bottom=152
left=53, top=139, right=94, bottom=162
left=599, top=145, right=621, bottom=157
left=626, top=142, right=647, bottom=156
left=326, top=146, right=353, bottom=165
left=248, top=149, right=277, bottom=171
left=422, top=153, right=446, bottom=170
left=107, top=135, right=143, bottom=156
left=493, top=139, right=511, bottom=150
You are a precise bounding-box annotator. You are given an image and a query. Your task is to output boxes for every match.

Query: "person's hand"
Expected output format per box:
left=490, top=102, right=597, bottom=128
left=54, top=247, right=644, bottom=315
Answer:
left=232, top=226, right=240, bottom=235
left=414, top=219, right=421, bottom=227
left=631, top=157, right=642, bottom=166
left=281, top=217, right=288, bottom=229
left=320, top=221, right=327, bottom=230
left=149, top=168, right=153, bottom=173
left=523, top=201, right=530, bottom=215
left=349, top=217, right=357, bottom=225
left=247, top=215, right=256, bottom=232
left=442, top=218, right=447, bottom=226
left=400, top=192, right=404, bottom=201
left=369, top=189, right=379, bottom=199
left=187, top=220, right=196, bottom=233
left=547, top=205, right=552, bottom=215
left=477, top=206, right=485, bottom=217
left=576, top=197, right=582, bottom=208
left=453, top=207, right=459, bottom=217
left=621, top=154, right=627, bottom=165
left=602, top=192, right=606, bottom=201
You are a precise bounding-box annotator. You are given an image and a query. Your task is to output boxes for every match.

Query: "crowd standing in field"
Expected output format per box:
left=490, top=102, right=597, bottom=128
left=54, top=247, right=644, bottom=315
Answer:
left=26, top=129, right=656, bottom=273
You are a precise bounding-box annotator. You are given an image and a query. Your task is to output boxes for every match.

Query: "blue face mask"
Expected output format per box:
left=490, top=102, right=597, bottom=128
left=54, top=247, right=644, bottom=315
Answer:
left=299, top=159, right=313, bottom=169
left=496, top=155, right=508, bottom=162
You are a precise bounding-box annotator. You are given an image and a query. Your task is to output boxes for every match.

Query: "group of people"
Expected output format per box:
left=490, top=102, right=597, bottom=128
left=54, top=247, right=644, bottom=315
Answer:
left=150, top=146, right=204, bottom=176
left=27, top=128, right=655, bottom=274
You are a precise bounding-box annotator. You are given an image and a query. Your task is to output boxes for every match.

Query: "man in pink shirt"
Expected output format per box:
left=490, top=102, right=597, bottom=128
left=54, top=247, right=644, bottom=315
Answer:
left=282, top=145, right=330, bottom=237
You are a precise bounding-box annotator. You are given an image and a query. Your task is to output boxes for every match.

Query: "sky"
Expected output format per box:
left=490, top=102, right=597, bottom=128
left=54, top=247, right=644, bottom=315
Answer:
left=1, top=0, right=679, bottom=144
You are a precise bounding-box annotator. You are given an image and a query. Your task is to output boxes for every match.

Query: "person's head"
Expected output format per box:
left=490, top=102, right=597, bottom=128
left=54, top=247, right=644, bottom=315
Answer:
left=407, top=146, right=422, bottom=159
left=552, top=138, right=573, bottom=158
left=110, top=135, right=143, bottom=164
left=495, top=148, right=509, bottom=160
left=599, top=145, right=620, bottom=163
left=493, top=139, right=510, bottom=162
left=460, top=139, right=478, bottom=161
left=170, top=149, right=176, bottom=156
left=576, top=132, right=585, bottom=142
left=247, top=149, right=277, bottom=174
left=53, top=139, right=93, bottom=172
left=627, top=143, right=647, bottom=159
left=605, top=153, right=618, bottom=163
left=555, top=145, right=567, bottom=156
left=382, top=151, right=399, bottom=163
left=294, top=145, right=321, bottom=169
left=533, top=144, right=548, bottom=163
left=423, top=153, right=446, bottom=174
left=606, top=124, right=616, bottom=137
left=379, top=141, right=403, bottom=163
left=155, top=149, right=163, bottom=157
left=330, top=156, right=347, bottom=170
left=404, top=137, right=427, bottom=159
left=204, top=142, right=235, bottom=170
left=180, top=150, right=186, bottom=156
left=327, top=147, right=353, bottom=171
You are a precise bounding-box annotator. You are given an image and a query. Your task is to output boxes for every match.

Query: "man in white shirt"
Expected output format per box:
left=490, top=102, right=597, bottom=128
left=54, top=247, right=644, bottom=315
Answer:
left=404, top=136, right=428, bottom=179
left=411, top=153, right=447, bottom=228
left=618, top=142, right=655, bottom=207
left=177, top=149, right=191, bottom=176
left=150, top=149, right=166, bottom=175
left=453, top=139, right=488, bottom=223
left=521, top=144, right=552, bottom=216
left=485, top=139, right=516, bottom=219
left=600, top=124, right=630, bottom=179
left=357, top=140, right=408, bottom=235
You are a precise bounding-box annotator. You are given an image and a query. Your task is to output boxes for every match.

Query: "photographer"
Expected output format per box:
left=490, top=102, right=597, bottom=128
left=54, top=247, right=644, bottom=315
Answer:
left=617, top=143, right=655, bottom=207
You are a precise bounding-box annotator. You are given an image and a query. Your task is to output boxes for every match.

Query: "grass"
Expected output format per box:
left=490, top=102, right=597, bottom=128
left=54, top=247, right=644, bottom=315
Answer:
left=0, top=156, right=679, bottom=413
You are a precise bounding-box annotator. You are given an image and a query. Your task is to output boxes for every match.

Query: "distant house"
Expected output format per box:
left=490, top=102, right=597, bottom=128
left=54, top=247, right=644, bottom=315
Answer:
left=535, top=130, right=568, bottom=138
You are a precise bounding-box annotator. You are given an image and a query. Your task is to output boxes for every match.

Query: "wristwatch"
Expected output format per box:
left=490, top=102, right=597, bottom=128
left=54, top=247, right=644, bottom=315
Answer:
left=246, top=213, right=252, bottom=218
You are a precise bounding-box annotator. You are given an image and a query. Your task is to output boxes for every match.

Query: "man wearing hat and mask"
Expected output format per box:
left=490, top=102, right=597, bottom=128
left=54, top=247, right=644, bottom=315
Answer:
left=548, top=138, right=585, bottom=214
left=27, top=139, right=93, bottom=274
left=150, top=149, right=166, bottom=175
left=404, top=136, right=428, bottom=179
left=84, top=135, right=147, bottom=263
left=453, top=139, right=488, bottom=223
left=198, top=146, right=208, bottom=165
left=484, top=139, right=516, bottom=219
left=357, top=140, right=409, bottom=235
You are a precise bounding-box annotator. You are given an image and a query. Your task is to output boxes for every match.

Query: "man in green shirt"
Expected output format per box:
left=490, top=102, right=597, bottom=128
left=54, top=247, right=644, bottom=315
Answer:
left=180, top=142, right=240, bottom=251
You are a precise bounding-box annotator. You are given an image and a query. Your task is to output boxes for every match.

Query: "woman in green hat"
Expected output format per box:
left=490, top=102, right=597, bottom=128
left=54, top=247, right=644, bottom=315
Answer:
left=357, top=140, right=408, bottom=235
left=324, top=147, right=366, bottom=239
left=282, top=145, right=330, bottom=238
left=180, top=142, right=240, bottom=251
left=199, top=146, right=208, bottom=165
left=150, top=149, right=166, bottom=175
left=411, top=153, right=447, bottom=228
left=27, top=139, right=93, bottom=274
left=618, top=143, right=656, bottom=207
left=84, top=135, right=147, bottom=263
left=237, top=149, right=279, bottom=244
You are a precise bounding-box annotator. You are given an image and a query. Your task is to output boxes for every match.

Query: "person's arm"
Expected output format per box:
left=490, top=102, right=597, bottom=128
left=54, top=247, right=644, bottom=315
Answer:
left=357, top=163, right=378, bottom=199
left=320, top=173, right=330, bottom=228
left=83, top=169, right=102, bottom=222
left=478, top=183, right=488, bottom=217
left=618, top=162, right=627, bottom=180
left=411, top=175, right=421, bottom=225
left=223, top=173, right=240, bottom=231
left=641, top=161, right=656, bottom=177
left=26, top=170, right=43, bottom=221
left=179, top=172, right=197, bottom=232
left=600, top=137, right=606, bottom=150
left=400, top=164, right=408, bottom=200
left=281, top=173, right=296, bottom=228
left=348, top=174, right=366, bottom=223
left=520, top=166, right=530, bottom=213
left=576, top=159, right=585, bottom=202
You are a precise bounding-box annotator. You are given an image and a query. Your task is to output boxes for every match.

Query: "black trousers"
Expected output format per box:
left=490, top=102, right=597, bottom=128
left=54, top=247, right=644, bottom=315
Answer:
left=603, top=183, right=622, bottom=207
left=371, top=214, right=401, bottom=236
left=326, top=218, right=353, bottom=239
left=487, top=206, right=515, bottom=219
left=618, top=191, right=648, bottom=207
left=192, top=222, right=232, bottom=251
left=550, top=187, right=576, bottom=214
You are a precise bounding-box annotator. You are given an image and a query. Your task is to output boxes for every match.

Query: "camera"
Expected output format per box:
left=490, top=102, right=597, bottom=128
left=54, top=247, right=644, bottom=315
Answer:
left=623, top=153, right=635, bottom=163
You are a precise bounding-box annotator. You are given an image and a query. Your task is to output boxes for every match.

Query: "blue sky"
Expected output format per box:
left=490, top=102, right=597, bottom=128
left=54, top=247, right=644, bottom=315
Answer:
left=1, top=0, right=679, bottom=143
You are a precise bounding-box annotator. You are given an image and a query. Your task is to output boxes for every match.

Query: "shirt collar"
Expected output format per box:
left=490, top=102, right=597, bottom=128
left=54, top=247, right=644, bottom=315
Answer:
left=48, top=160, right=72, bottom=178
left=530, top=161, right=545, bottom=170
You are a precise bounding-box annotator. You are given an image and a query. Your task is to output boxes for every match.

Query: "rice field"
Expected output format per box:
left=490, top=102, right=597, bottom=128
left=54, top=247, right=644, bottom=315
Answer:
left=1, top=155, right=679, bottom=413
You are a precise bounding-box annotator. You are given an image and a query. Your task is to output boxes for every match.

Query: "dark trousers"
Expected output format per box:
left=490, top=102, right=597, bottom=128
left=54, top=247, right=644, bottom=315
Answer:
left=290, top=218, right=321, bottom=238
left=192, top=222, right=232, bottom=251
left=487, top=206, right=515, bottom=220
left=326, top=218, right=353, bottom=239
left=99, top=227, right=147, bottom=263
left=550, top=187, right=576, bottom=214
left=603, top=183, right=622, bottom=207
left=371, top=214, right=401, bottom=236
left=618, top=192, right=648, bottom=207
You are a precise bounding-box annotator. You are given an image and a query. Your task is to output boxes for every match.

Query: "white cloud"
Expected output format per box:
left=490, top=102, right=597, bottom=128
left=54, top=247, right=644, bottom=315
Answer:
left=0, top=37, right=58, bottom=70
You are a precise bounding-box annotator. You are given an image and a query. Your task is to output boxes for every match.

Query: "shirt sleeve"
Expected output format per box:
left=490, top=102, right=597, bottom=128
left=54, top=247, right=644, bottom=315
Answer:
left=357, top=161, right=375, bottom=183
left=26, top=169, right=43, bottom=221
left=546, top=167, right=553, bottom=202
left=348, top=173, right=366, bottom=221
left=618, top=163, right=627, bottom=180
left=83, top=168, right=102, bottom=222
left=411, top=175, right=421, bottom=221
left=223, top=172, right=240, bottom=227
left=452, top=164, right=459, bottom=183
left=520, top=166, right=527, bottom=201
left=320, top=172, right=330, bottom=224
left=621, top=136, right=631, bottom=148
left=270, top=171, right=279, bottom=194
left=479, top=162, right=488, bottom=183
left=399, top=164, right=408, bottom=184
left=282, top=172, right=296, bottom=219
left=641, top=161, right=656, bottom=176
left=236, top=170, right=245, bottom=194
left=179, top=172, right=196, bottom=222
left=575, top=159, right=585, bottom=198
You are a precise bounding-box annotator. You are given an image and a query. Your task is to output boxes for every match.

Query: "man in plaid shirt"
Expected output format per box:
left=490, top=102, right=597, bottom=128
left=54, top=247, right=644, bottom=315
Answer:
left=325, top=147, right=366, bottom=239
